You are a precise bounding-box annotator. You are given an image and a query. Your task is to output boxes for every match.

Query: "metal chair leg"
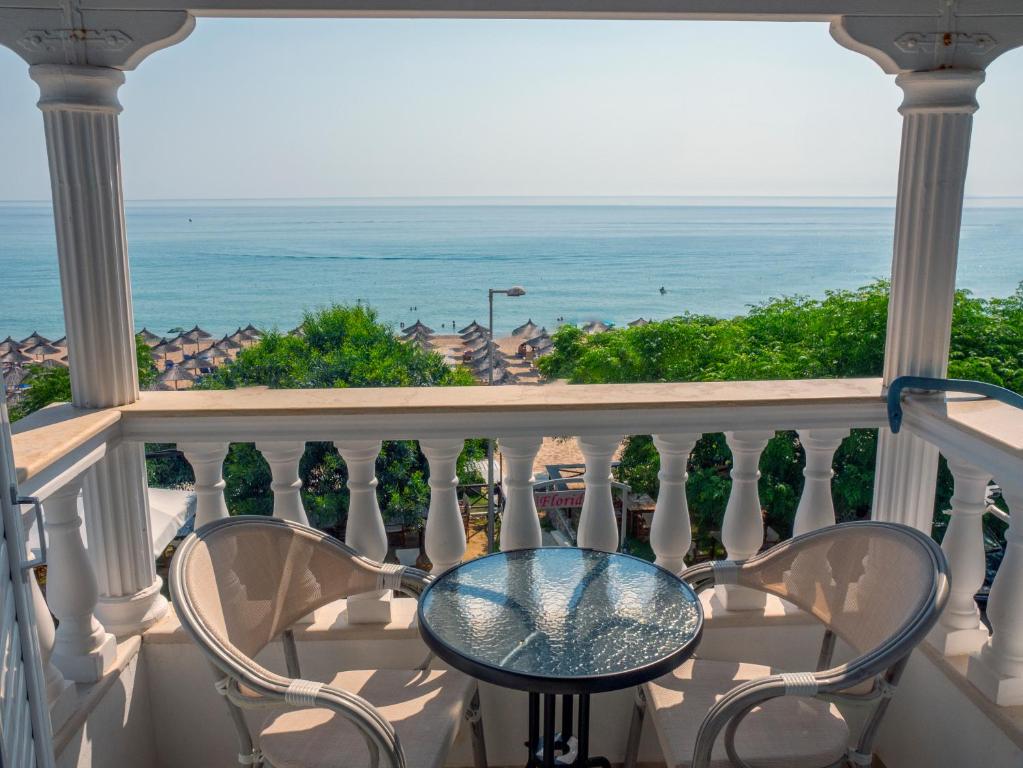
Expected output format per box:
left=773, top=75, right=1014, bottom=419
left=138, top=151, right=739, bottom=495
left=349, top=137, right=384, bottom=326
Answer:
left=466, top=686, right=488, bottom=768
left=624, top=688, right=646, bottom=768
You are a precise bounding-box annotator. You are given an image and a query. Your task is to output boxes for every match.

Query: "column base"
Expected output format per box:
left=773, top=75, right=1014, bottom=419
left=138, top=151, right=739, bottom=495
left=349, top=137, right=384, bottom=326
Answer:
left=346, top=589, right=394, bottom=624
left=47, top=676, right=77, bottom=733
left=95, top=579, right=169, bottom=637
left=927, top=623, right=989, bottom=657
left=714, top=584, right=766, bottom=612
left=53, top=633, right=117, bottom=683
left=967, top=650, right=1023, bottom=706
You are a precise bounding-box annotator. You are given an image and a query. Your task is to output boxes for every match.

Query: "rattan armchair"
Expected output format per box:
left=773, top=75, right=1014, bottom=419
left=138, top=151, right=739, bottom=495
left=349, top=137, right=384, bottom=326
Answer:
left=170, top=516, right=488, bottom=768
left=624, top=521, right=949, bottom=768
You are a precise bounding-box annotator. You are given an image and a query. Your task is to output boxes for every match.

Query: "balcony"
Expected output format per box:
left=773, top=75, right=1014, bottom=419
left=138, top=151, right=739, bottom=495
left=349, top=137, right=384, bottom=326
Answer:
left=9, top=377, right=1023, bottom=768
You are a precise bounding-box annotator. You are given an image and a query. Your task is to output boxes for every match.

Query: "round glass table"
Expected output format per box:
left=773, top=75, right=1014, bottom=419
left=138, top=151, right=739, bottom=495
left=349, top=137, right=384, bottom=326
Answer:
left=418, top=548, right=703, bottom=768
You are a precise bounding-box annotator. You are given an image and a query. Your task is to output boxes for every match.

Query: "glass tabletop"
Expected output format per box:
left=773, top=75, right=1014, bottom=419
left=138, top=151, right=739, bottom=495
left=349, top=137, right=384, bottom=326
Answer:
left=418, top=548, right=703, bottom=694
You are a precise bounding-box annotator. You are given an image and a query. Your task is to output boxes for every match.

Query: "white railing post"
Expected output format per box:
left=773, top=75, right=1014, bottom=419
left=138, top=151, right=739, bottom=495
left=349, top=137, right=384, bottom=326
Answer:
left=650, top=433, right=700, bottom=574
left=421, top=439, right=467, bottom=573
left=335, top=440, right=387, bottom=562
left=577, top=435, right=623, bottom=553
left=793, top=428, right=850, bottom=536
left=928, top=456, right=990, bottom=656
left=967, top=481, right=1023, bottom=705
left=44, top=477, right=117, bottom=683
left=719, top=430, right=774, bottom=610
left=497, top=436, right=543, bottom=551
left=179, top=442, right=231, bottom=529
left=29, top=562, right=75, bottom=731
left=256, top=441, right=309, bottom=525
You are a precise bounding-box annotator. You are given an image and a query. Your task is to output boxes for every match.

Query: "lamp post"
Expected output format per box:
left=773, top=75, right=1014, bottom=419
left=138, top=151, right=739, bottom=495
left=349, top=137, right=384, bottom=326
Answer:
left=487, top=286, right=525, bottom=552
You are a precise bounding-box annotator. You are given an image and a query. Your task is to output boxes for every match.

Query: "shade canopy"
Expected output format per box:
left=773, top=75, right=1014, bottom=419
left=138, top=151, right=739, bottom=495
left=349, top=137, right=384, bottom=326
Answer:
left=1, top=350, right=33, bottom=365
left=154, top=342, right=183, bottom=355
left=188, top=325, right=214, bottom=339
left=161, top=366, right=196, bottom=382
left=582, top=320, right=611, bottom=334
left=180, top=358, right=208, bottom=371
left=402, top=320, right=434, bottom=336
left=628, top=317, right=651, bottom=327
left=20, top=331, right=51, bottom=347
left=511, top=319, right=540, bottom=337
left=137, top=328, right=162, bottom=345
left=0, top=337, right=20, bottom=355
left=216, top=336, right=243, bottom=350
left=458, top=320, right=484, bottom=335
left=24, top=342, right=61, bottom=357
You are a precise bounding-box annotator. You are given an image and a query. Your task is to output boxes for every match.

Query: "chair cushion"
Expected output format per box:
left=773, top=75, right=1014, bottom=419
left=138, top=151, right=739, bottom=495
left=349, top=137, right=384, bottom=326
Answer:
left=260, top=669, right=472, bottom=768
left=644, top=659, right=849, bottom=768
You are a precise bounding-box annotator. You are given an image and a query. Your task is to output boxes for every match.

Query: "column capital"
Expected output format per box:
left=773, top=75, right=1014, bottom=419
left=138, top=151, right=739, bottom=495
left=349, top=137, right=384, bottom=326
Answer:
left=0, top=8, right=193, bottom=70
left=831, top=13, right=1023, bottom=75
left=896, top=69, right=984, bottom=116
left=30, top=64, right=125, bottom=114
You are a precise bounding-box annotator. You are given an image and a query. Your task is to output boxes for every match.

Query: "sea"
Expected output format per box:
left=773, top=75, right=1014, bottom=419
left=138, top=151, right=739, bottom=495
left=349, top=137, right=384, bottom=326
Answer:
left=2, top=197, right=1022, bottom=339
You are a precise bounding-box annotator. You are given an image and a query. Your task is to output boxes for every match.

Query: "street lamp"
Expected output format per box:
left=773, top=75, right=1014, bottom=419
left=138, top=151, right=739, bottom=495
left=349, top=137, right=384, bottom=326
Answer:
left=487, top=286, right=526, bottom=552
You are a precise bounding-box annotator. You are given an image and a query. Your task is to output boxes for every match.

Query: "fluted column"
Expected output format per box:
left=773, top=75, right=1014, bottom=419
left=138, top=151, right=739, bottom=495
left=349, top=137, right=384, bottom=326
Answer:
left=719, top=431, right=773, bottom=610
left=928, top=456, right=990, bottom=656
left=335, top=440, right=387, bottom=562
left=256, top=441, right=309, bottom=525
left=793, top=428, right=849, bottom=536
left=497, top=436, right=543, bottom=551
left=421, top=439, right=467, bottom=573
left=577, top=435, right=622, bottom=553
left=967, top=482, right=1023, bottom=705
left=872, top=70, right=985, bottom=532
left=650, top=433, right=699, bottom=574
left=31, top=64, right=170, bottom=636
left=44, top=477, right=116, bottom=683
left=179, top=442, right=230, bottom=529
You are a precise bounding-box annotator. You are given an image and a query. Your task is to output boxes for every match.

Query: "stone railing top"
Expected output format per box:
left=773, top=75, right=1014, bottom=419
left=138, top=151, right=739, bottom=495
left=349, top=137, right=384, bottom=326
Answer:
left=11, top=402, right=121, bottom=485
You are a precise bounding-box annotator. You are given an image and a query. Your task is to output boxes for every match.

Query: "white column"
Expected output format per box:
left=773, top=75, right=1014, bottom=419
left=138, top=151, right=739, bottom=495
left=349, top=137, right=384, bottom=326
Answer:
left=967, top=482, right=1023, bottom=705
left=928, top=456, right=990, bottom=656
left=650, top=433, right=699, bottom=574
left=256, top=441, right=309, bottom=526
left=497, top=436, right=543, bottom=551
left=793, top=428, right=849, bottom=536
left=421, top=439, right=467, bottom=573
left=577, top=435, right=622, bottom=553
left=335, top=440, right=387, bottom=562
left=718, top=431, right=773, bottom=611
left=31, top=64, right=170, bottom=636
left=871, top=70, right=985, bottom=532
left=179, top=442, right=230, bottom=529
left=44, top=477, right=116, bottom=683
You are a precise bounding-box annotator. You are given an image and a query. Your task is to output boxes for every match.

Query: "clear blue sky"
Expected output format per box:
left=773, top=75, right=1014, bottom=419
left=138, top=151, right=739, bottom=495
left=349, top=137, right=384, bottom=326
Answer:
left=0, top=18, right=1021, bottom=201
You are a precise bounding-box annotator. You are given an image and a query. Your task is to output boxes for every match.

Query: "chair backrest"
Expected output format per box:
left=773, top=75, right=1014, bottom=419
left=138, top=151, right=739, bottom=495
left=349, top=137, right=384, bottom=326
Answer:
left=733, top=521, right=948, bottom=662
left=171, top=516, right=384, bottom=665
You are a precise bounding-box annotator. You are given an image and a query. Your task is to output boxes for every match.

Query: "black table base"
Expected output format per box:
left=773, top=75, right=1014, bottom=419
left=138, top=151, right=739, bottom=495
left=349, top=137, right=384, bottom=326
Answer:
left=526, top=692, right=611, bottom=768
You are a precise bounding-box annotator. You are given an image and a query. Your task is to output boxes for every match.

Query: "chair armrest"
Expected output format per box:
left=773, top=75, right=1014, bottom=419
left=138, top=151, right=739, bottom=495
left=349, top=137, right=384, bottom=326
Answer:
left=679, top=560, right=722, bottom=594
left=225, top=676, right=406, bottom=768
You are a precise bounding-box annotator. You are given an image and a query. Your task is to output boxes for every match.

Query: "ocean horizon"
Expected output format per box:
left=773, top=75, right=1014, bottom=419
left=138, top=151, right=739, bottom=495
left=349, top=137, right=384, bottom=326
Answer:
left=2, top=196, right=1022, bottom=339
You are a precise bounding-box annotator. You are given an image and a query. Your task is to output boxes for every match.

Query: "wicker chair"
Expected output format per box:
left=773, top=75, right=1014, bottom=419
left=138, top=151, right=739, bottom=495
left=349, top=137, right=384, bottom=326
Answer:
left=170, top=516, right=488, bottom=768
left=623, top=521, right=948, bottom=768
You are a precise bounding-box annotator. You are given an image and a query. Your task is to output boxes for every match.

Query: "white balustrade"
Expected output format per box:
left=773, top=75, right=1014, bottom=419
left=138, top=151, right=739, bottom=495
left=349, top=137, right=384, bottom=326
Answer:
left=44, top=477, right=117, bottom=683
left=29, top=562, right=75, bottom=731
left=928, top=456, right=991, bottom=656
left=421, top=438, right=467, bottom=573
left=793, top=428, right=849, bottom=536
left=650, top=433, right=700, bottom=574
left=256, top=441, right=309, bottom=525
left=179, top=442, right=230, bottom=529
left=967, top=482, right=1023, bottom=705
left=719, top=430, right=773, bottom=610
left=576, top=435, right=623, bottom=553
left=497, top=436, right=543, bottom=551
left=335, top=440, right=387, bottom=562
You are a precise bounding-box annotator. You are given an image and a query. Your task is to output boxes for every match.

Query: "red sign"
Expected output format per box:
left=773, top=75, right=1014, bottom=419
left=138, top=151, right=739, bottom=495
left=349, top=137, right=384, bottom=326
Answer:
left=534, top=491, right=585, bottom=509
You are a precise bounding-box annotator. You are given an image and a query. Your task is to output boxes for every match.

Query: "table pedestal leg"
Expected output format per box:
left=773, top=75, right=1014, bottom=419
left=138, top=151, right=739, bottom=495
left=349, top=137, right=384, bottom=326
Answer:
left=526, top=693, right=608, bottom=768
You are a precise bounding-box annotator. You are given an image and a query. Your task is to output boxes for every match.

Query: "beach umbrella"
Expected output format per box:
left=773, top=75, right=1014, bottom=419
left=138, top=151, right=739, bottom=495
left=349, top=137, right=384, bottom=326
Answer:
left=1, top=350, right=33, bottom=366
left=153, top=340, right=182, bottom=355
left=401, top=320, right=434, bottom=337
left=458, top=320, right=484, bottom=335
left=24, top=342, right=62, bottom=361
left=0, top=337, right=20, bottom=355
left=20, top=331, right=51, bottom=348
left=582, top=320, right=611, bottom=334
left=511, top=319, right=540, bottom=337
left=180, top=357, right=207, bottom=371
left=3, top=366, right=28, bottom=389
left=188, top=325, right=214, bottom=340
left=53, top=336, right=68, bottom=348
left=525, top=331, right=551, bottom=348
left=160, top=366, right=195, bottom=390
left=202, top=347, right=231, bottom=362
left=137, top=328, right=162, bottom=346
left=39, top=358, right=67, bottom=369
left=461, top=328, right=490, bottom=344
left=628, top=317, right=650, bottom=327
left=216, top=335, right=243, bottom=351
left=408, top=336, right=434, bottom=352
left=242, top=324, right=262, bottom=336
